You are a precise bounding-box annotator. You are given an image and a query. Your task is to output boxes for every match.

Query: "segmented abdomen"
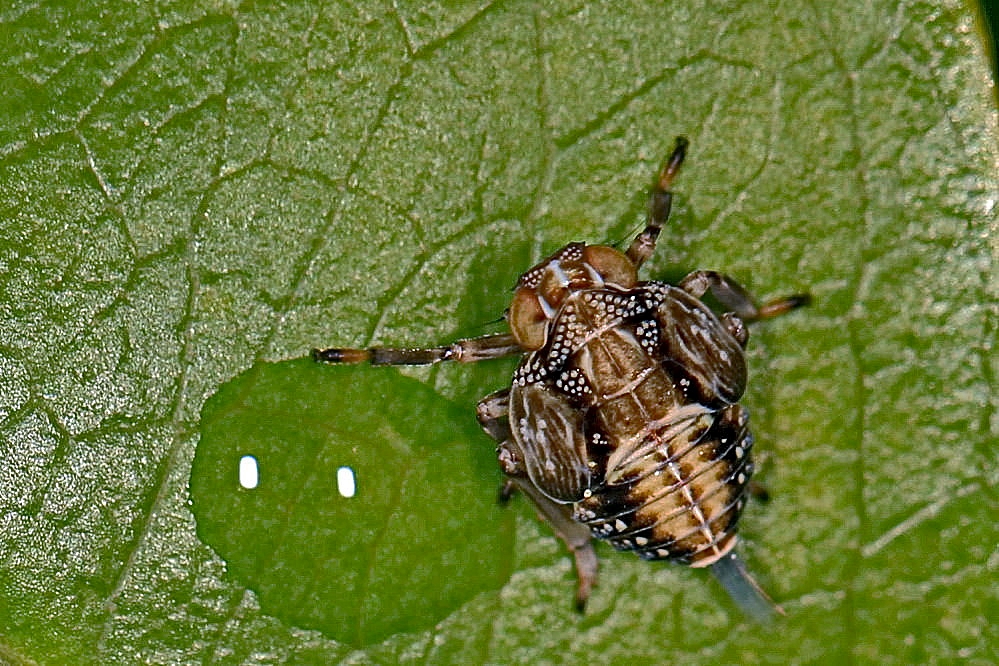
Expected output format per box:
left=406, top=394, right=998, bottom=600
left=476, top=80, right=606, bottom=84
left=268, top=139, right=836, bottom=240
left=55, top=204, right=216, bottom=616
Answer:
left=575, top=401, right=754, bottom=566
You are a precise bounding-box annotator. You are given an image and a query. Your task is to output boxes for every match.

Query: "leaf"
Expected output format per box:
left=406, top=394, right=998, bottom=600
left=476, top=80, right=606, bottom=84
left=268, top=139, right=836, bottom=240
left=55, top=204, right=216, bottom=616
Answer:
left=190, top=359, right=514, bottom=647
left=1, top=1, right=996, bottom=664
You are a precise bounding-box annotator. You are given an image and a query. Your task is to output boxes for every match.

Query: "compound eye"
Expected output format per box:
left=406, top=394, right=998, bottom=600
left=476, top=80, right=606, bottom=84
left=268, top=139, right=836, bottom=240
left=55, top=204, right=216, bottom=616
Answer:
left=508, top=286, right=549, bottom=350
left=582, top=245, right=638, bottom=289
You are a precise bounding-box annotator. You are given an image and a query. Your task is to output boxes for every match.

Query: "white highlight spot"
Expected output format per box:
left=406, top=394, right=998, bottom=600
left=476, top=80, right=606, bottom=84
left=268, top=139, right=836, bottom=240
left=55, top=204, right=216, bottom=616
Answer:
left=549, top=260, right=572, bottom=287
left=239, top=455, right=259, bottom=489
left=337, top=466, right=357, bottom=498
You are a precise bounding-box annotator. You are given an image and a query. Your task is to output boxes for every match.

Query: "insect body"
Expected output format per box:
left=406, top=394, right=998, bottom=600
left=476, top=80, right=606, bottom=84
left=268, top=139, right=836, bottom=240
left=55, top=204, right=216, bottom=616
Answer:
left=313, top=138, right=808, bottom=620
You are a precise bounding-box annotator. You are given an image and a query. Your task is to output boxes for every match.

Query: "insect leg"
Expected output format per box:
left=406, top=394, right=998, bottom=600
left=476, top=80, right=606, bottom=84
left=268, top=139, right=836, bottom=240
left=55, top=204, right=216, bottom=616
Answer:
left=476, top=389, right=511, bottom=440
left=627, top=136, right=688, bottom=269
left=476, top=390, right=598, bottom=610
left=312, top=332, right=522, bottom=366
left=508, top=477, right=599, bottom=611
left=679, top=270, right=811, bottom=323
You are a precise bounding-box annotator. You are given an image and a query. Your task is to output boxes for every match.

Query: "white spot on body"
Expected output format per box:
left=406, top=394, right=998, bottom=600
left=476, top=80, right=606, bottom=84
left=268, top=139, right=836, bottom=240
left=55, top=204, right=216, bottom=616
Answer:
left=537, top=294, right=556, bottom=318
left=583, top=261, right=605, bottom=286
left=550, top=260, right=572, bottom=287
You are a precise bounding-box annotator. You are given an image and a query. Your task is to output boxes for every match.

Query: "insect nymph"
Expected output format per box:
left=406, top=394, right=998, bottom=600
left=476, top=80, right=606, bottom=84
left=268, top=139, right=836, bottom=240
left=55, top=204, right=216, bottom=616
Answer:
left=313, top=138, right=808, bottom=620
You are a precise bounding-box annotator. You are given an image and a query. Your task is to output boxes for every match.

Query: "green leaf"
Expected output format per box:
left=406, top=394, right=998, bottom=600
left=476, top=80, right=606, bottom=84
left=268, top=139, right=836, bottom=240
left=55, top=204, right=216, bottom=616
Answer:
left=190, top=359, right=514, bottom=647
left=1, top=1, right=996, bottom=664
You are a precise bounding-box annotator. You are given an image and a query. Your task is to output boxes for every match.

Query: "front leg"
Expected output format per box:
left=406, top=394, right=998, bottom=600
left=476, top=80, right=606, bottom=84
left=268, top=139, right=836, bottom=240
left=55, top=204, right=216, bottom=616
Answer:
left=627, top=136, right=688, bottom=269
left=313, top=332, right=523, bottom=366
left=476, top=389, right=512, bottom=443
left=476, top=390, right=599, bottom=610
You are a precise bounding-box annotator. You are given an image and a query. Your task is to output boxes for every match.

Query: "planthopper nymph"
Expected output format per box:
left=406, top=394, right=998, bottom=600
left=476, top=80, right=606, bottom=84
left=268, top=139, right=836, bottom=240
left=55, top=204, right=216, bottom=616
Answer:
left=313, top=137, right=809, bottom=621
